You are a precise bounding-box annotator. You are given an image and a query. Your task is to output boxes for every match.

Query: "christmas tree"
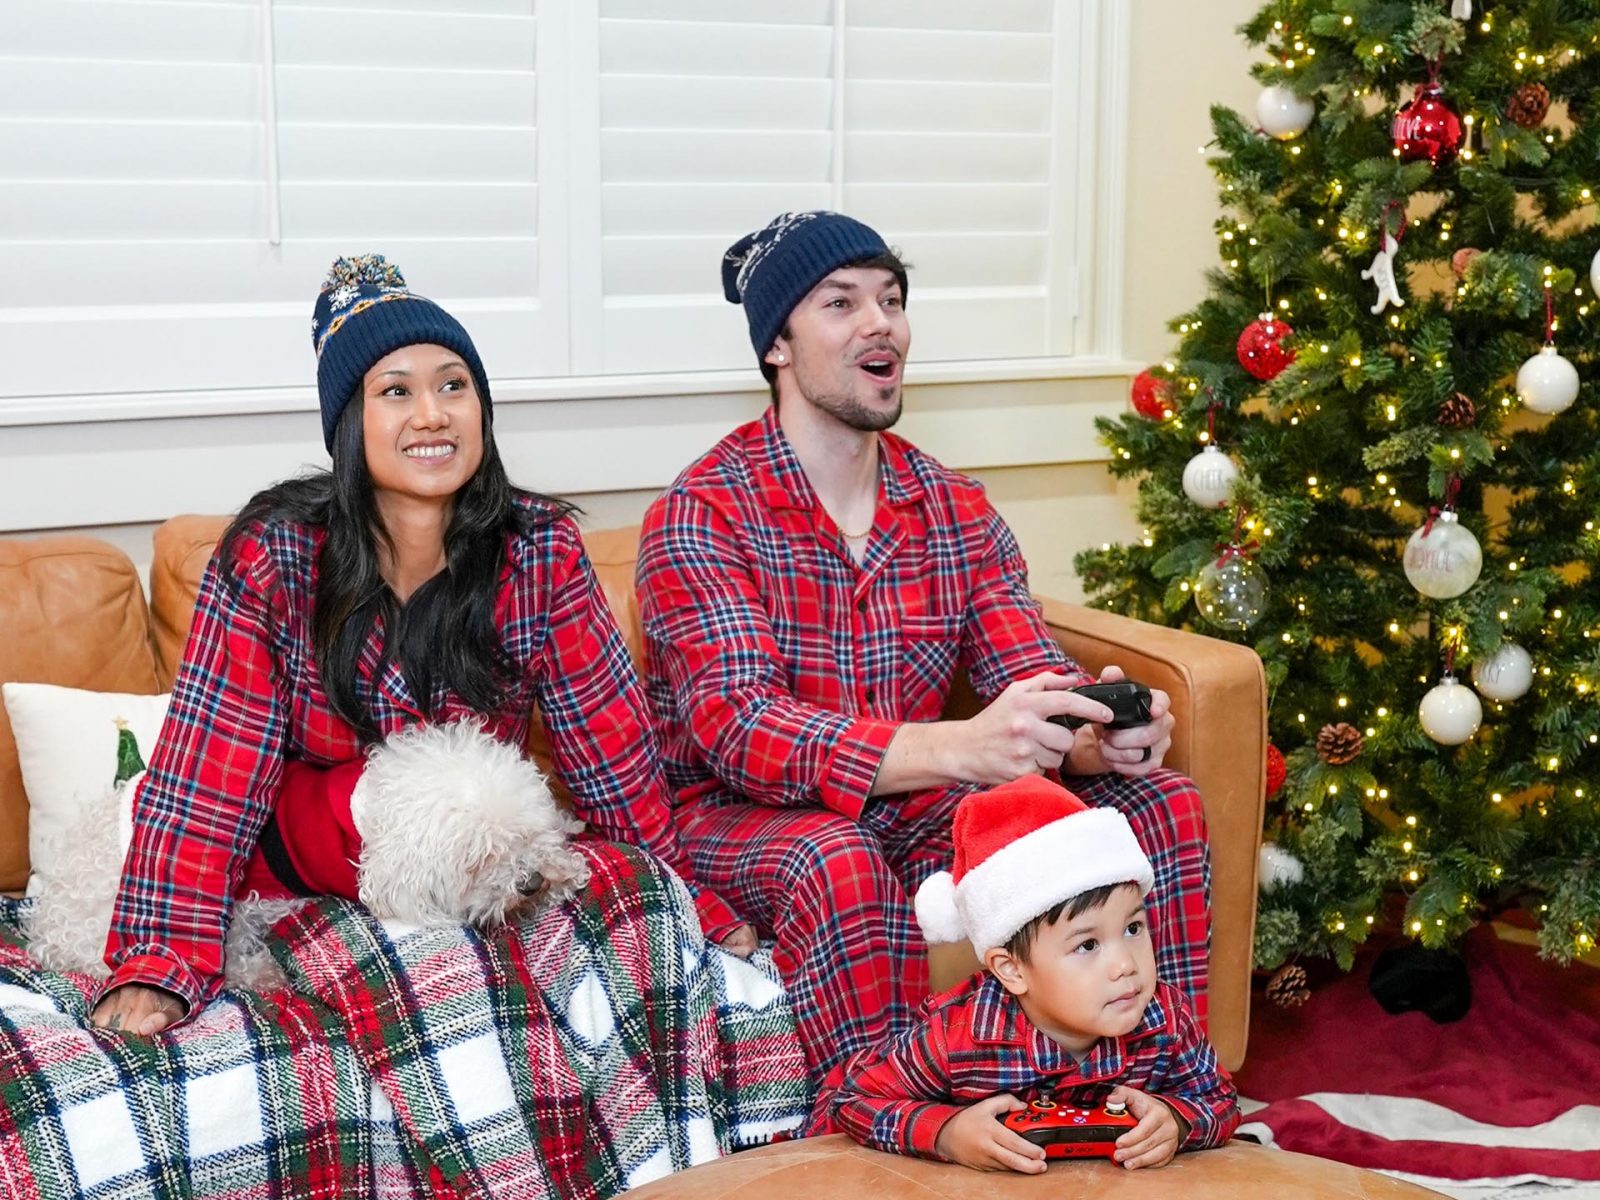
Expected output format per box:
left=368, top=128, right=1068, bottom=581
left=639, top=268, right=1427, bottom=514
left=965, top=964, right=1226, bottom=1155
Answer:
left=1076, top=0, right=1600, bottom=971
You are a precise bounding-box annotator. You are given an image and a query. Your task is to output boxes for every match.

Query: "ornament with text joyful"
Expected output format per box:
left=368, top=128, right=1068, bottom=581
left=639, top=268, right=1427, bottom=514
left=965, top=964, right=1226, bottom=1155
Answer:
left=1418, top=674, right=1482, bottom=745
left=1129, top=368, right=1175, bottom=421
left=1361, top=202, right=1407, bottom=315
left=1194, top=542, right=1267, bottom=631
left=1256, top=84, right=1315, bottom=139
left=1182, top=444, right=1239, bottom=509
left=1392, top=81, right=1464, bottom=167
left=1472, top=642, right=1533, bottom=703
left=1403, top=508, right=1481, bottom=600
left=1236, top=314, right=1295, bottom=381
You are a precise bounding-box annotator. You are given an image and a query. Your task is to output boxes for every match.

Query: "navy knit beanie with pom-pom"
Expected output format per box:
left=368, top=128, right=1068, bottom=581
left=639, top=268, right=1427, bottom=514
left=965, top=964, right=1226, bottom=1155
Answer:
left=310, top=255, right=492, bottom=453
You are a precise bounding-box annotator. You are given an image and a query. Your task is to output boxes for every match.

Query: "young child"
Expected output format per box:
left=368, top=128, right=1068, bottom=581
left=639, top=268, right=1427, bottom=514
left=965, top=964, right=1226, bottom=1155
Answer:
left=808, top=775, right=1240, bottom=1172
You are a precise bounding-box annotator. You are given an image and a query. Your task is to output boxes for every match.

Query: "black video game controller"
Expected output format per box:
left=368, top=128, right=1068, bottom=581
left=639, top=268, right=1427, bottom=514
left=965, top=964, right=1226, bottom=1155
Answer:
left=1046, top=681, right=1153, bottom=732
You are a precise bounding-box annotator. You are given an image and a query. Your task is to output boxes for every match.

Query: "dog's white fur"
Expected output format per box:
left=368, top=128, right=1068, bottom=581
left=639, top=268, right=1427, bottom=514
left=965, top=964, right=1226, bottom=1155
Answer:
left=25, top=721, right=587, bottom=989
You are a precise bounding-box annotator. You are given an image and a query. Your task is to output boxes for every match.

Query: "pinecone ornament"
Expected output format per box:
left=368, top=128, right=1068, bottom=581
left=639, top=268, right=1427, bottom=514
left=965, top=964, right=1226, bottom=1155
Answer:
left=1507, top=82, right=1551, bottom=129
left=1437, top=392, right=1476, bottom=428
left=1267, top=963, right=1311, bottom=1008
left=1316, top=722, right=1364, bottom=765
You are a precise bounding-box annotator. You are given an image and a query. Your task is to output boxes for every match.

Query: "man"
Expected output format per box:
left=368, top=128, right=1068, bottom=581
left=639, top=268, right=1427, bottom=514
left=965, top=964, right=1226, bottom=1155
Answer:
left=636, top=212, right=1210, bottom=1078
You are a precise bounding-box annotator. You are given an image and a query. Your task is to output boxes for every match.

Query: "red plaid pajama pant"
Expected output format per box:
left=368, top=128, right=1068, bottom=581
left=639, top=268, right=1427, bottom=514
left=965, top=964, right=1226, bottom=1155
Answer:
left=679, top=768, right=1211, bottom=1079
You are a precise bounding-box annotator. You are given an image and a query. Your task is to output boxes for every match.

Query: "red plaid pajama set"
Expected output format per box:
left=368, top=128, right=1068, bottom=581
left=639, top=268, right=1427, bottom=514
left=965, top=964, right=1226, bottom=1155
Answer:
left=808, top=973, right=1240, bottom=1157
left=636, top=410, right=1212, bottom=1078
left=103, top=503, right=743, bottom=1015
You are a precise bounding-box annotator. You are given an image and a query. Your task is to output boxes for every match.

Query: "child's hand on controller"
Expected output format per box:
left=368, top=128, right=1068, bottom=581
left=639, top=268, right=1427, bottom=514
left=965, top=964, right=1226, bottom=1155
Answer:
left=933, top=1094, right=1048, bottom=1174
left=1110, top=1085, right=1186, bottom=1169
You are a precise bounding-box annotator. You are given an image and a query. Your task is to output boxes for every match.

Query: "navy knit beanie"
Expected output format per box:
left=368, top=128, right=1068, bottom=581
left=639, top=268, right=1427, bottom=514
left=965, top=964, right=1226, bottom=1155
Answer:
left=310, top=255, right=492, bottom=453
left=722, top=212, right=898, bottom=360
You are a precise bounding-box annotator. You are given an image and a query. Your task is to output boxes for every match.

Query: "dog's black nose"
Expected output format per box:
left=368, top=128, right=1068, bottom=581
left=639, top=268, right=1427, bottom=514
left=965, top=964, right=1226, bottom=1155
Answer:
left=516, top=871, right=546, bottom=897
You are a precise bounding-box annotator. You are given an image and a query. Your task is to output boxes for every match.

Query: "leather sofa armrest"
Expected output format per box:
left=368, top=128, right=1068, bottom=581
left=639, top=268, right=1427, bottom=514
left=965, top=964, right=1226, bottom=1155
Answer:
left=1036, top=597, right=1266, bottom=1072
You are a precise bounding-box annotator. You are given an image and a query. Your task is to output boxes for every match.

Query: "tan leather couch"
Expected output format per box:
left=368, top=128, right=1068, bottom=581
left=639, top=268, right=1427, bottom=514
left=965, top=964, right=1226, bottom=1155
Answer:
left=1, top=514, right=1268, bottom=1072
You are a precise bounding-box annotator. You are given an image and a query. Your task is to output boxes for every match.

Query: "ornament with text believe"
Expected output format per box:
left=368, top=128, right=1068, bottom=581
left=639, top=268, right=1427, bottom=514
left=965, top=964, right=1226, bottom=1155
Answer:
left=1256, top=85, right=1315, bottom=139
left=1393, top=79, right=1464, bottom=167
left=1419, top=674, right=1482, bottom=745
left=1182, top=444, right=1239, bottom=509
left=1194, top=542, right=1267, bottom=632
left=1403, top=506, right=1481, bottom=600
left=1236, top=315, right=1295, bottom=381
left=1472, top=642, right=1533, bottom=703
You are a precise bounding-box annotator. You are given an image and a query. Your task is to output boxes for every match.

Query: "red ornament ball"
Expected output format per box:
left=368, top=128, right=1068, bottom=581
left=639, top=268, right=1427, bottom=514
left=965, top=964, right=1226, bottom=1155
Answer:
left=1236, top=314, right=1296, bottom=381
left=1392, top=82, right=1464, bottom=166
left=1265, top=743, right=1287, bottom=799
left=1129, top=368, right=1175, bottom=421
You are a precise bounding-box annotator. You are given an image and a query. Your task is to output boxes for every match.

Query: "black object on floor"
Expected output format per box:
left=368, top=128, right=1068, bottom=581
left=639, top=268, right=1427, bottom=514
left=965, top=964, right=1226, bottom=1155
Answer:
left=1367, top=942, right=1472, bottom=1023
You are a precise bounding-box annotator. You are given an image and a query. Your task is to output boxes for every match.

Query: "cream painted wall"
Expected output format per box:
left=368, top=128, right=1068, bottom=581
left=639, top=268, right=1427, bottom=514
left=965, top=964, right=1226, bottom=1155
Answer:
left=8, top=0, right=1262, bottom=606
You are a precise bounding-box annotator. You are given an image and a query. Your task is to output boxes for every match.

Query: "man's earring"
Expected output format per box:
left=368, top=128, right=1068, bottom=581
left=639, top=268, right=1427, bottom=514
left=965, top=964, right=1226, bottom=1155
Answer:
left=775, top=354, right=785, bottom=363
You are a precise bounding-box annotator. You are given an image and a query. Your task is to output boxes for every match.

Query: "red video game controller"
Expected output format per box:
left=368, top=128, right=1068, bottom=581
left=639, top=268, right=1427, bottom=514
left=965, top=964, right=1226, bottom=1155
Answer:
left=999, top=1094, right=1138, bottom=1160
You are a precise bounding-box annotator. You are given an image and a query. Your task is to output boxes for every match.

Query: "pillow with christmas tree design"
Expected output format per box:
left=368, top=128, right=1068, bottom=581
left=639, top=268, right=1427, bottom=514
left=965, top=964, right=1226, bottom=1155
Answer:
left=1, top=682, right=168, bottom=894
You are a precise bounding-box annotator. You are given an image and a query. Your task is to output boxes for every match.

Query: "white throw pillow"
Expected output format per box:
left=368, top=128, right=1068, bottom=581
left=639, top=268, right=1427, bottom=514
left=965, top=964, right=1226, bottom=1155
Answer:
left=1, top=682, right=169, bottom=892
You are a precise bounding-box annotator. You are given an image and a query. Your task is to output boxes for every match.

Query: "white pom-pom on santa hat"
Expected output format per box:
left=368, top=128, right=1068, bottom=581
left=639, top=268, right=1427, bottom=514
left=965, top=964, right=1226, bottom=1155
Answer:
left=914, top=871, right=965, bottom=944
left=915, top=775, right=1155, bottom=957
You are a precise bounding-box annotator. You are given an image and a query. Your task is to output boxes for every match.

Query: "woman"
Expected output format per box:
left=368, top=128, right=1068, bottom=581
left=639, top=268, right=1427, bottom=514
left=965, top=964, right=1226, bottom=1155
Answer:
left=92, top=255, right=755, bottom=1035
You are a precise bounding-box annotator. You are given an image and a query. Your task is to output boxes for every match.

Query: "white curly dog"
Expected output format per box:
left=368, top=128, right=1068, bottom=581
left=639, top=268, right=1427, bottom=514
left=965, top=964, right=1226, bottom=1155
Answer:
left=27, top=721, right=589, bottom=990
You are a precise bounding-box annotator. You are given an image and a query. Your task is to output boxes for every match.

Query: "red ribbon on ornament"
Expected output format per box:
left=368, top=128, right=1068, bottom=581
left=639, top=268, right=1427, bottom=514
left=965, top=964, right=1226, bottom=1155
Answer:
left=1421, top=474, right=1462, bottom=537
left=1443, top=642, right=1457, bottom=678
left=1216, top=507, right=1259, bottom=565
left=1545, top=285, right=1556, bottom=344
left=1379, top=199, right=1407, bottom=244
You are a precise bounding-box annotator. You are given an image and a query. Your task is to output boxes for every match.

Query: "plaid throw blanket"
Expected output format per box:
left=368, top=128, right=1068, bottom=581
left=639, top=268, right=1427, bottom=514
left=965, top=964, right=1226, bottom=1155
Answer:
left=0, top=842, right=810, bottom=1199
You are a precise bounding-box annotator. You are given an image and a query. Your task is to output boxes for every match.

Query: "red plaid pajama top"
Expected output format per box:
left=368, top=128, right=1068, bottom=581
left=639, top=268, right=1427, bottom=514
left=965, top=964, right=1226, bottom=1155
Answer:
left=102, top=501, right=741, bottom=1014
left=809, top=972, right=1240, bottom=1158
left=636, top=410, right=1213, bottom=1073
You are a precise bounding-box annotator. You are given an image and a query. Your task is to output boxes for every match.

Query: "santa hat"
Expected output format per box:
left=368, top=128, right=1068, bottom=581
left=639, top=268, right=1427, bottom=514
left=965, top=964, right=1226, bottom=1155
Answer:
left=914, top=776, right=1155, bottom=956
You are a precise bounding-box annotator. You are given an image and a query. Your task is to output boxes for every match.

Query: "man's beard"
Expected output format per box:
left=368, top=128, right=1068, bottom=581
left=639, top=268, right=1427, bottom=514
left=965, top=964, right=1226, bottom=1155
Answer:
left=804, top=382, right=903, bottom=433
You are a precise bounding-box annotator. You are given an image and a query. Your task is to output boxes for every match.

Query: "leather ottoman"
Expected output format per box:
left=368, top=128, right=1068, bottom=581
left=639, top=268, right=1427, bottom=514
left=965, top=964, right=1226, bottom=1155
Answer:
left=627, top=1136, right=1445, bottom=1198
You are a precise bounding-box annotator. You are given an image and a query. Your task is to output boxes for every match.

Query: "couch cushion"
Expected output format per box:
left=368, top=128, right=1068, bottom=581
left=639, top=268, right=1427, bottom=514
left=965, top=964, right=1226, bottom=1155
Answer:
left=0, top=537, right=160, bottom=891
left=623, top=1135, right=1446, bottom=1199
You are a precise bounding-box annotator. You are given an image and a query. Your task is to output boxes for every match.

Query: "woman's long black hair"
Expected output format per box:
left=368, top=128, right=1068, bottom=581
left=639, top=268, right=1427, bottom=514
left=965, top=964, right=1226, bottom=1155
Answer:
left=219, top=390, right=575, bottom=743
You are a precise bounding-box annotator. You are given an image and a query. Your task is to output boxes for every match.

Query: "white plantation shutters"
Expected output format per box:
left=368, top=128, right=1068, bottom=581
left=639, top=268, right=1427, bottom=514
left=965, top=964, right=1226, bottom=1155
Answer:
left=0, top=0, right=552, bottom=404
left=1, top=0, right=1115, bottom=412
left=589, top=0, right=1085, bottom=375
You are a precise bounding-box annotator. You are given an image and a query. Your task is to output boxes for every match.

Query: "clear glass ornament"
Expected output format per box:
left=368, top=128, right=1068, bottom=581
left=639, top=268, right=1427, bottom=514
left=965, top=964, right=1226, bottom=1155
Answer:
left=1194, top=550, right=1267, bottom=631
left=1403, top=511, right=1482, bottom=599
left=1418, top=675, right=1482, bottom=745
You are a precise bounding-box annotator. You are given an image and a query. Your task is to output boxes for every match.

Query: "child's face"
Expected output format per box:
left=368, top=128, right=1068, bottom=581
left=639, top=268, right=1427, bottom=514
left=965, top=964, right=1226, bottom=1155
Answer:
left=991, top=884, right=1157, bottom=1055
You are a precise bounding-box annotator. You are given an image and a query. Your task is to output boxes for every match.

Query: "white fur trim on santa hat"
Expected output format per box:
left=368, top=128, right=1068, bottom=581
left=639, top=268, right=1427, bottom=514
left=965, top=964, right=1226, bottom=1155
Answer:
left=913, top=871, right=965, bottom=945
left=954, top=806, right=1154, bottom=956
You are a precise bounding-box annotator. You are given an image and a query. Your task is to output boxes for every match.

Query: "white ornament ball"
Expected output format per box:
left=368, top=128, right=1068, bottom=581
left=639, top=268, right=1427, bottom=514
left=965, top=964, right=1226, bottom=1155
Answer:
left=1259, top=842, right=1305, bottom=893
left=1256, top=85, right=1315, bottom=139
left=1194, top=552, right=1268, bottom=631
left=1402, top=511, right=1482, bottom=600
left=1516, top=344, right=1580, bottom=415
left=1471, top=642, right=1533, bottom=702
left=1418, top=675, right=1483, bottom=745
left=1591, top=247, right=1600, bottom=300
left=1182, top=445, right=1239, bottom=509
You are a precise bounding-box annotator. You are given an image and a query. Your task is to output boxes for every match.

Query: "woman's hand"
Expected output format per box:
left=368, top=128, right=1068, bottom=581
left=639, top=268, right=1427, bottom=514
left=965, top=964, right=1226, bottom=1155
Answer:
left=91, top=984, right=187, bottom=1036
left=718, top=923, right=759, bottom=958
